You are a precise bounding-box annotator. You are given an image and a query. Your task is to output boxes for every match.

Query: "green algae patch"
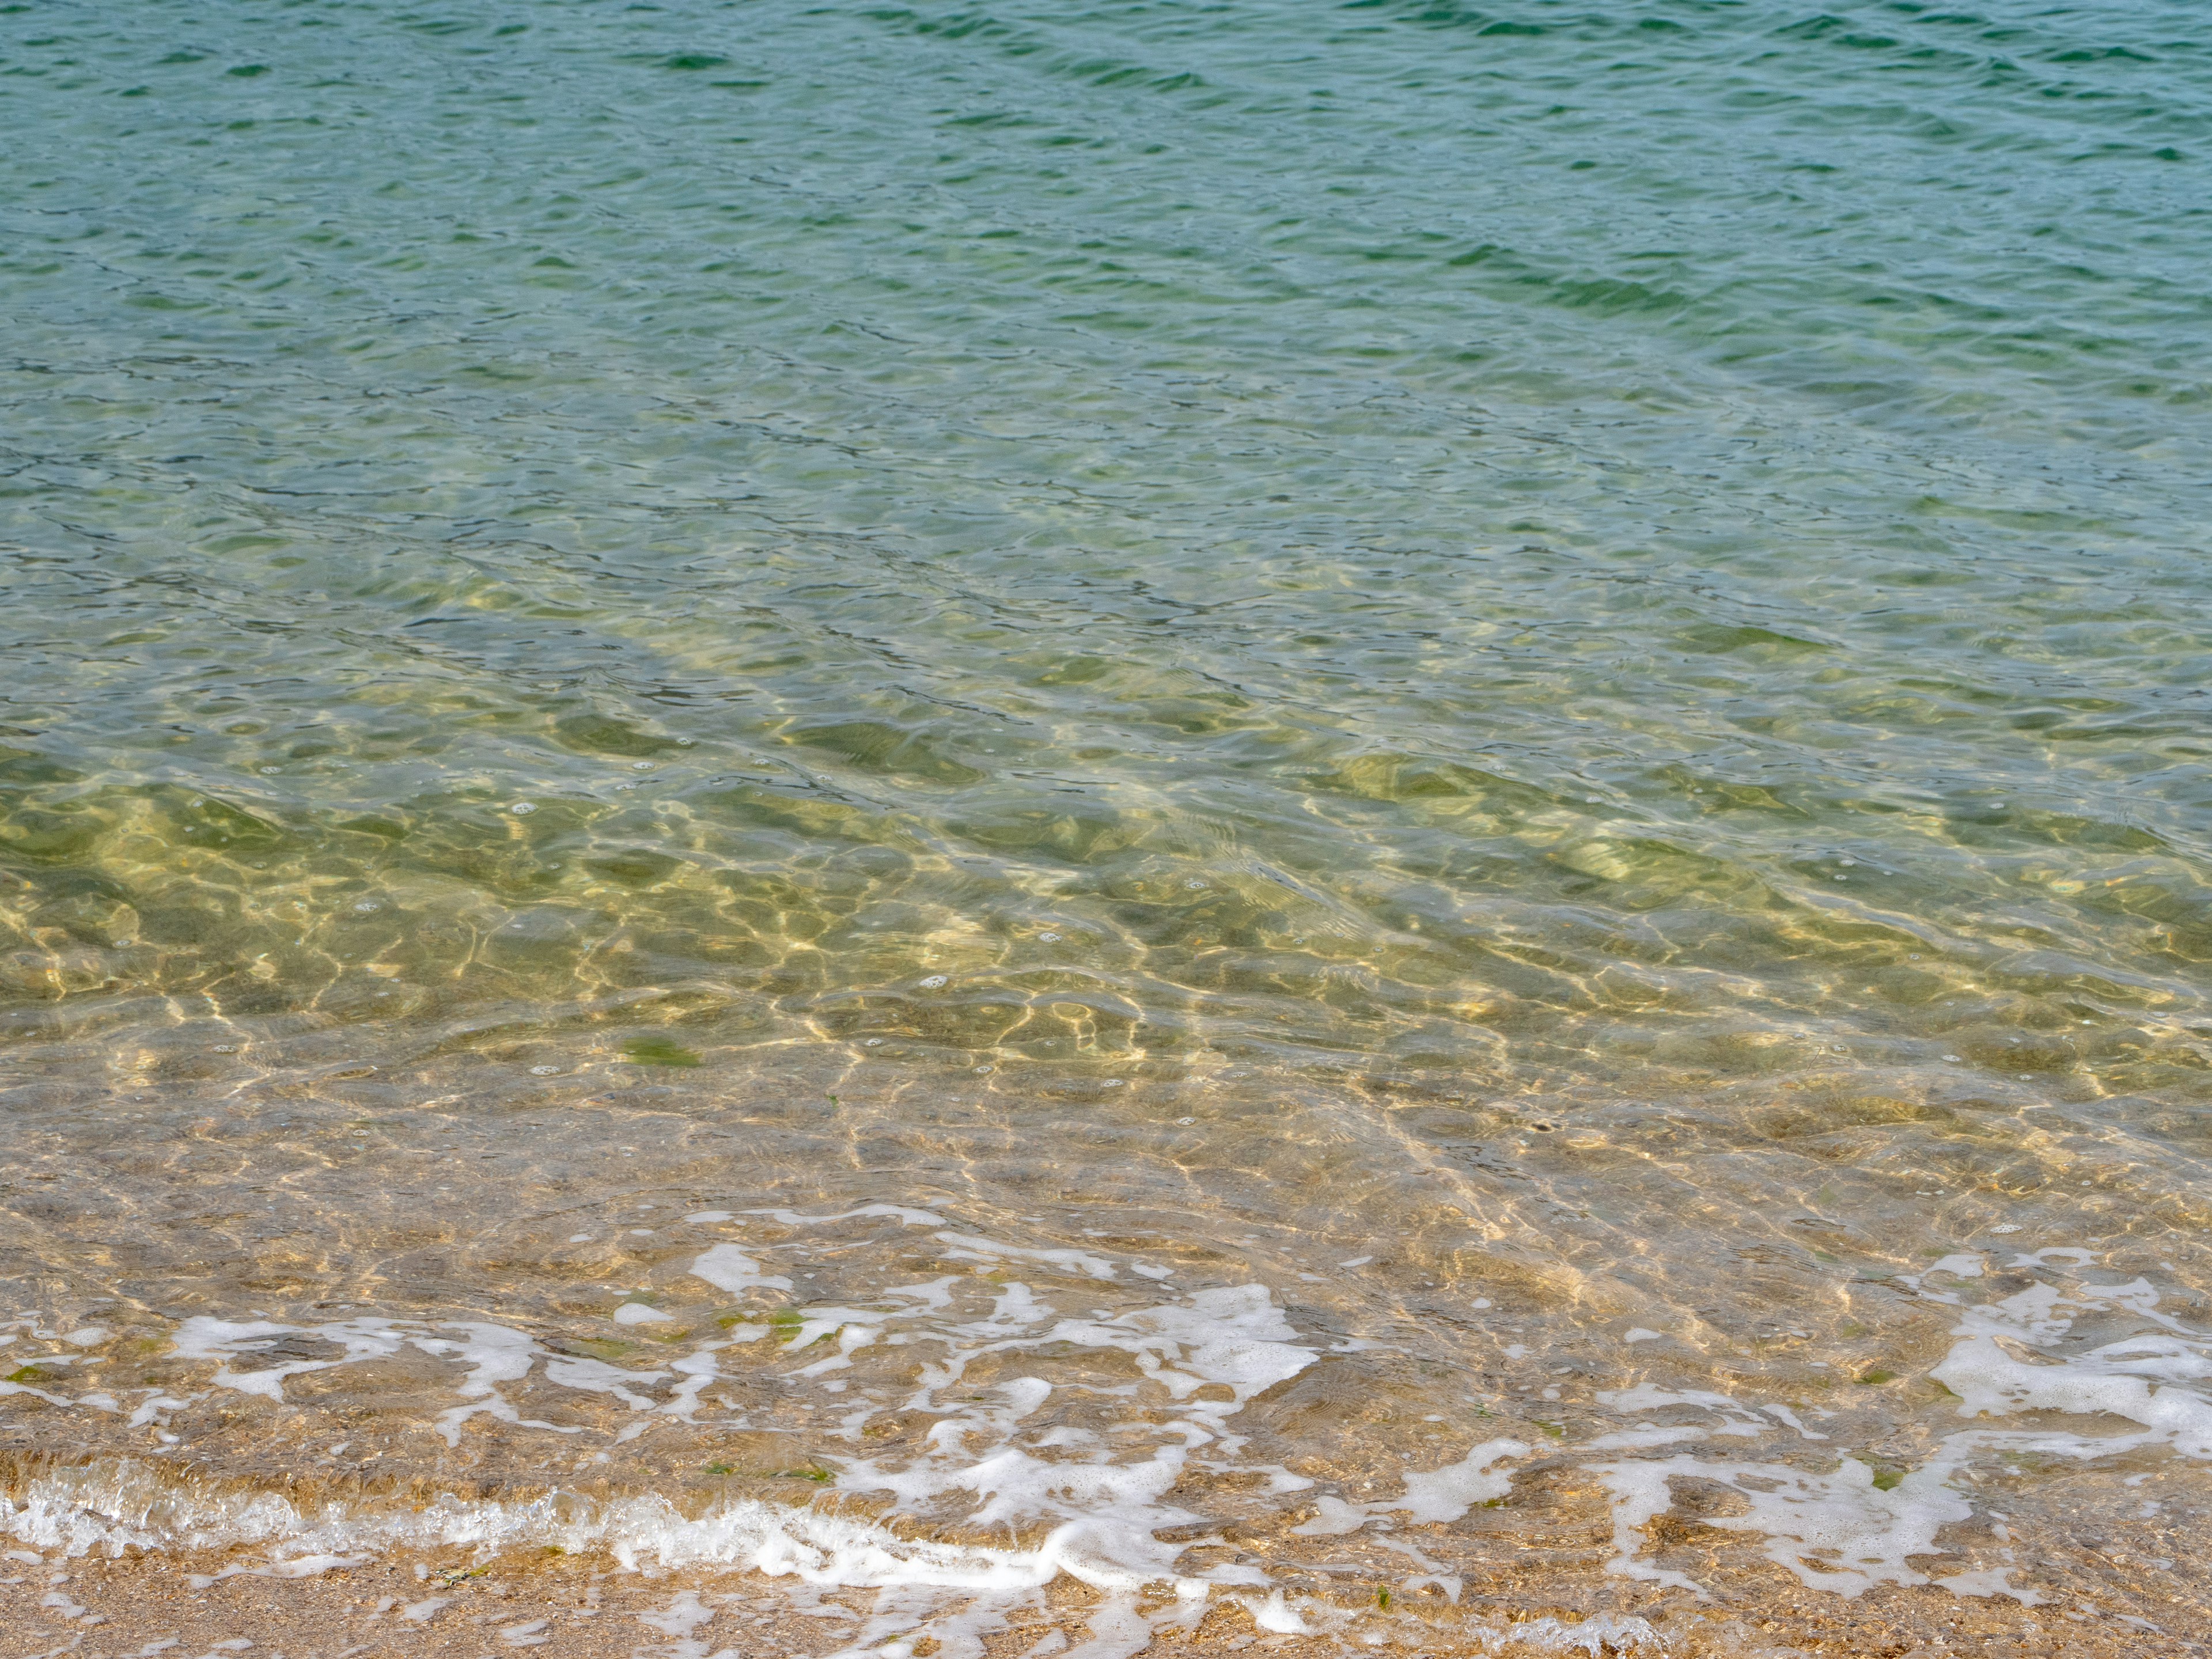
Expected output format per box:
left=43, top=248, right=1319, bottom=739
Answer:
left=622, top=1035, right=702, bottom=1067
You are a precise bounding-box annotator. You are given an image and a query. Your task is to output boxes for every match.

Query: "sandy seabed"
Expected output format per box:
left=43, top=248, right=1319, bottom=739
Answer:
left=3, top=1544, right=2200, bottom=1659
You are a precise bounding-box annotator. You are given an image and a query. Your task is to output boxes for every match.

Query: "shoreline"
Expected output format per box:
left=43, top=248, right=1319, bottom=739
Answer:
left=1, top=1540, right=2176, bottom=1659
left=5, top=1452, right=2196, bottom=1659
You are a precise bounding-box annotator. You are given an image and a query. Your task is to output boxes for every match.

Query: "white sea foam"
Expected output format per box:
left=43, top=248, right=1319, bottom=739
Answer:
left=1592, top=1448, right=1976, bottom=1597
left=1593, top=1383, right=1815, bottom=1441
left=172, top=1318, right=412, bottom=1403
left=1, top=1462, right=1054, bottom=1586
left=21, top=1224, right=2200, bottom=1638
left=828, top=1280, right=1324, bottom=1605
left=3, top=1232, right=1419, bottom=1652
left=6, top=1459, right=1490, bottom=1657
left=688, top=1244, right=793, bottom=1297
left=932, top=1233, right=1119, bottom=1281
left=1590, top=1260, right=2212, bottom=1599
left=1469, top=1615, right=1664, bottom=1653
left=1579, top=1426, right=1706, bottom=1452
left=1932, top=1278, right=2212, bottom=1456
left=165, top=1314, right=692, bottom=1445
left=1291, top=1440, right=1529, bottom=1534
left=751, top=1206, right=948, bottom=1229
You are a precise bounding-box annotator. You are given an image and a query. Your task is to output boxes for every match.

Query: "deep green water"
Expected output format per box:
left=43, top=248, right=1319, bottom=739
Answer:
left=5, top=0, right=2212, bottom=1637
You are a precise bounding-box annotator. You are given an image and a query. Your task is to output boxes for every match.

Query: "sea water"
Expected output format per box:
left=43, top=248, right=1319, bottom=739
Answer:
left=3, top=1, right=2210, bottom=1652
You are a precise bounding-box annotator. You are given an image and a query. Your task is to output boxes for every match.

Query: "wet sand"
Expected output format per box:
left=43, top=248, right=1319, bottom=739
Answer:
left=7, top=1050, right=2211, bottom=1656
left=6, top=1525, right=2201, bottom=1659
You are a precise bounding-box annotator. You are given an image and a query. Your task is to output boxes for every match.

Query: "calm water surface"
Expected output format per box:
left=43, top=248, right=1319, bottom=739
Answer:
left=4, top=1, right=2211, bottom=1650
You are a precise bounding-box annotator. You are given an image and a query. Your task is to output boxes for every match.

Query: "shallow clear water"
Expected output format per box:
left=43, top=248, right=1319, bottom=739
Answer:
left=5, top=1, right=2212, bottom=1650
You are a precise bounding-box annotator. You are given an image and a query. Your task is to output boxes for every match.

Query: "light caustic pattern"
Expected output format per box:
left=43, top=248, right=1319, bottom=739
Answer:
left=5, top=0, right=2212, bottom=1649
left=6, top=1207, right=2212, bottom=1650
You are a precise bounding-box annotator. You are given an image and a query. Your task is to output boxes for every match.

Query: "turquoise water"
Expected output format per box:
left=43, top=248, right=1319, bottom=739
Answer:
left=4, top=1, right=2212, bottom=1648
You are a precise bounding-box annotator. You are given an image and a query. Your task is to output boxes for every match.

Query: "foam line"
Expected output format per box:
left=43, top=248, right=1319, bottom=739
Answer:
left=1590, top=1262, right=2212, bottom=1600
left=689, top=1244, right=793, bottom=1297
left=749, top=1207, right=948, bottom=1228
